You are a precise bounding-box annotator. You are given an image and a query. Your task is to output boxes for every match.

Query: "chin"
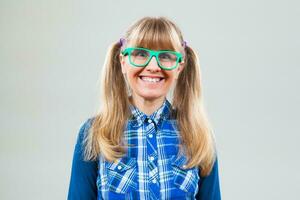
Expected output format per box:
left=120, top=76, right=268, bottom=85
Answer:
left=138, top=92, right=165, bottom=101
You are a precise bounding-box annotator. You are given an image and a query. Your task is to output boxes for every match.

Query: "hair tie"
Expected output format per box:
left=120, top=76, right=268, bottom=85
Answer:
left=182, top=40, right=187, bottom=49
left=119, top=38, right=126, bottom=47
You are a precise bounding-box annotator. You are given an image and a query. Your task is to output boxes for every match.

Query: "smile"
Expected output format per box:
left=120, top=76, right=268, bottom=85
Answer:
left=139, top=76, right=165, bottom=83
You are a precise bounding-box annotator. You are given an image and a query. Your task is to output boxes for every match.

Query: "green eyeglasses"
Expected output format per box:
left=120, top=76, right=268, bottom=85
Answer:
left=121, top=47, right=183, bottom=70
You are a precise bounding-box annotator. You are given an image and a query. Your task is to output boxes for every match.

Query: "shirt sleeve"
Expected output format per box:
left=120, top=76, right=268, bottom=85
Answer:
left=67, top=118, right=98, bottom=200
left=195, top=157, right=221, bottom=200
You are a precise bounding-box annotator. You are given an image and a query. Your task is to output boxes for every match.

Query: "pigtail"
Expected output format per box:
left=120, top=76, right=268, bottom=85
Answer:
left=83, top=41, right=131, bottom=162
left=101, top=41, right=129, bottom=114
left=173, top=46, right=216, bottom=176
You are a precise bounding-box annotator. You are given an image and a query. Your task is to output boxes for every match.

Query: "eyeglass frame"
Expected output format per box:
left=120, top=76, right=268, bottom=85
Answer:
left=121, top=47, right=184, bottom=70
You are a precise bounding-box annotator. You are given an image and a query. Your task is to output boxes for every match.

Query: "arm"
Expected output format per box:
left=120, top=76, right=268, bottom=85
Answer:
left=195, top=157, right=221, bottom=200
left=67, top=118, right=98, bottom=200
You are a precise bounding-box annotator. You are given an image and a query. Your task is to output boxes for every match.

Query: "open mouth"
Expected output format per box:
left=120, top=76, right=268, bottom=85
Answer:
left=138, top=76, right=165, bottom=83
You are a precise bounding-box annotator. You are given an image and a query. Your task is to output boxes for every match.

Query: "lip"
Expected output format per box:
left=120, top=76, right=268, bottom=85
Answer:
left=138, top=76, right=165, bottom=85
left=139, top=75, right=165, bottom=79
left=139, top=75, right=164, bottom=78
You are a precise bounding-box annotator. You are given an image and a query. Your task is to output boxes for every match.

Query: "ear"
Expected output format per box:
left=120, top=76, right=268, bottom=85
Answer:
left=119, top=54, right=126, bottom=74
left=174, top=62, right=185, bottom=79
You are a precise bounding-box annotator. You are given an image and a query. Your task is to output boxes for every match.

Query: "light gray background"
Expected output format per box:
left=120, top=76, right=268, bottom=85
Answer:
left=1, top=0, right=299, bottom=199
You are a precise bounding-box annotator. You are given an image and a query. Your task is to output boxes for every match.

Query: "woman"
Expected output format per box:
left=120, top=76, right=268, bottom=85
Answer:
left=68, top=16, right=221, bottom=200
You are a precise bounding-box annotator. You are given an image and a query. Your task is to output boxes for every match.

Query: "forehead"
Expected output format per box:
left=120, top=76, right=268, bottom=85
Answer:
left=126, top=21, right=182, bottom=51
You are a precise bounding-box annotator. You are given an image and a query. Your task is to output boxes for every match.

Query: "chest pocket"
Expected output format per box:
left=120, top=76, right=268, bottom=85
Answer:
left=105, top=156, right=138, bottom=194
left=171, top=154, right=200, bottom=195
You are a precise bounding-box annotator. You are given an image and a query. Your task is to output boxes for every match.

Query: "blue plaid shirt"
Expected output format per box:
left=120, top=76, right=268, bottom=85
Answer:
left=68, top=98, right=221, bottom=200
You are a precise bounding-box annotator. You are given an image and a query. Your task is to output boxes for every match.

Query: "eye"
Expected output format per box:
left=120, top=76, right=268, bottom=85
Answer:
left=159, top=52, right=177, bottom=61
left=131, top=49, right=149, bottom=57
left=159, top=53, right=171, bottom=59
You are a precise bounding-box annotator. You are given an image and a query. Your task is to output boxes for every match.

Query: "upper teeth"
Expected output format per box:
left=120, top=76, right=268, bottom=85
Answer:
left=141, top=77, right=161, bottom=82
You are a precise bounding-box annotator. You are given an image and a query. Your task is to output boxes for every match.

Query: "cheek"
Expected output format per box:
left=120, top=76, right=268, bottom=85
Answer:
left=127, top=69, right=141, bottom=80
left=166, top=72, right=178, bottom=82
left=124, top=68, right=142, bottom=85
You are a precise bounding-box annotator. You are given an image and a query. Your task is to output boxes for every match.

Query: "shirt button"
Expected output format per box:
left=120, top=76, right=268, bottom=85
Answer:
left=149, top=156, right=155, bottom=161
left=147, top=119, right=152, bottom=123
left=117, top=165, right=122, bottom=170
left=152, top=179, right=157, bottom=184
left=148, top=133, right=153, bottom=138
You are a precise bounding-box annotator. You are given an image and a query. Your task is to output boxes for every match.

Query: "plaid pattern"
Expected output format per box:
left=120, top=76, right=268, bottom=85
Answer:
left=96, top=98, right=200, bottom=199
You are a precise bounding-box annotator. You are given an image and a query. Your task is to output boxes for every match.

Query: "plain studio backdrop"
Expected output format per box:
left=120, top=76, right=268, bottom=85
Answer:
left=0, top=0, right=299, bottom=199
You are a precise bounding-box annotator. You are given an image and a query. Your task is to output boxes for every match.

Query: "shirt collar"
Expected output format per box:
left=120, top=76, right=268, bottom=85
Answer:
left=129, top=98, right=173, bottom=127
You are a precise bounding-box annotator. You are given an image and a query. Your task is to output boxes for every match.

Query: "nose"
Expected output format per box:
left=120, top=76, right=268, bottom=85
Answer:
left=145, top=56, right=161, bottom=72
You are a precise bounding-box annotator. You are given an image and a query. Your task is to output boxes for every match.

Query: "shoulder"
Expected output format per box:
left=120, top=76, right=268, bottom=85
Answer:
left=79, top=116, right=96, bottom=133
left=73, top=116, right=98, bottom=161
left=77, top=116, right=96, bottom=143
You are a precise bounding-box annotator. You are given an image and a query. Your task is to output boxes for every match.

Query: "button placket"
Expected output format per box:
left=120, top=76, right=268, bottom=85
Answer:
left=145, top=117, right=160, bottom=198
left=149, top=156, right=155, bottom=162
left=146, top=118, right=156, bottom=140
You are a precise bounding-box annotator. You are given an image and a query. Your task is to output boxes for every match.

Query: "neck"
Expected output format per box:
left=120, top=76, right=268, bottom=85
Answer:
left=129, top=94, right=166, bottom=116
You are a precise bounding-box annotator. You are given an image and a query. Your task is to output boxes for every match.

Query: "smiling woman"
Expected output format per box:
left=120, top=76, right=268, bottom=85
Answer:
left=68, top=16, right=221, bottom=200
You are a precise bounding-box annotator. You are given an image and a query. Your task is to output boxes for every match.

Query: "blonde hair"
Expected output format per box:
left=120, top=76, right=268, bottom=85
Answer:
left=84, top=16, right=217, bottom=176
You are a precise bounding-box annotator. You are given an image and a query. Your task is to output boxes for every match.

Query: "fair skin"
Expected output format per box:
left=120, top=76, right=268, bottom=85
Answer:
left=119, top=46, right=184, bottom=115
